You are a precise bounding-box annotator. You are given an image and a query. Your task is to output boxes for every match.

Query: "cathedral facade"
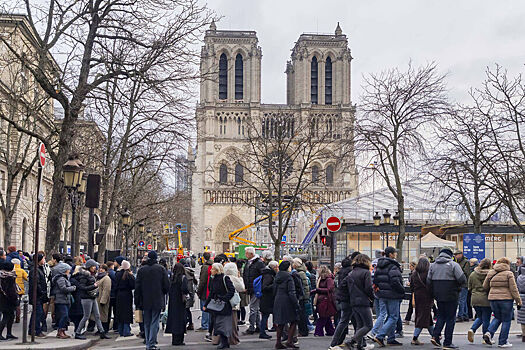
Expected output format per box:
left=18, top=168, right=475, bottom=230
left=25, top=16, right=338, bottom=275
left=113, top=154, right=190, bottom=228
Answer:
left=190, top=22, right=358, bottom=253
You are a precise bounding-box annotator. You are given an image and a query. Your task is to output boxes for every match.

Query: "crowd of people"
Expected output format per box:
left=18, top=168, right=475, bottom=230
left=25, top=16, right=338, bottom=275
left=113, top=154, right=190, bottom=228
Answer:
left=0, top=245, right=525, bottom=350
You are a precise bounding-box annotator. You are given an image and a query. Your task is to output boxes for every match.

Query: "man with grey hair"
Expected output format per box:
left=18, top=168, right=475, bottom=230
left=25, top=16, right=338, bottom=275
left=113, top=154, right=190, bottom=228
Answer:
left=242, top=246, right=265, bottom=334
left=261, top=250, right=274, bottom=264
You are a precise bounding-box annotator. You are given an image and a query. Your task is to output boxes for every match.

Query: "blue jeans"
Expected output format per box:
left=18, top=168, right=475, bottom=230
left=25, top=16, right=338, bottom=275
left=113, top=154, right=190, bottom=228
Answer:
left=457, top=287, right=468, bottom=318
left=371, top=298, right=386, bottom=335
left=200, top=299, right=210, bottom=330
left=54, top=304, right=69, bottom=329
left=260, top=313, right=270, bottom=335
left=29, top=302, right=44, bottom=334
left=143, top=308, right=161, bottom=349
left=488, top=300, right=513, bottom=345
left=118, top=323, right=132, bottom=336
left=377, top=299, right=401, bottom=343
left=433, top=300, right=457, bottom=346
left=471, top=306, right=492, bottom=334
left=414, top=325, right=434, bottom=338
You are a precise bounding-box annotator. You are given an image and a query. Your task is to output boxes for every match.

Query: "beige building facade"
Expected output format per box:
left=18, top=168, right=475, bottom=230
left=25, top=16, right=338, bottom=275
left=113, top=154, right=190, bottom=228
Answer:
left=191, top=23, right=358, bottom=253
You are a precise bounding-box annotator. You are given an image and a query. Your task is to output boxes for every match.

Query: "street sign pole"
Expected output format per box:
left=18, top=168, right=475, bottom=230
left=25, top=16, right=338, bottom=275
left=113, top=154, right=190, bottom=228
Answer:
left=88, top=207, right=94, bottom=257
left=330, top=230, right=335, bottom=272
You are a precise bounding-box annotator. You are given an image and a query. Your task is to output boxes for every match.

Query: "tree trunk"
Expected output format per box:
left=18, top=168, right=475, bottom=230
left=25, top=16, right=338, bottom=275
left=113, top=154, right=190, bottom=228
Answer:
left=3, top=216, right=12, bottom=249
left=395, top=195, right=405, bottom=262
left=274, top=241, right=281, bottom=261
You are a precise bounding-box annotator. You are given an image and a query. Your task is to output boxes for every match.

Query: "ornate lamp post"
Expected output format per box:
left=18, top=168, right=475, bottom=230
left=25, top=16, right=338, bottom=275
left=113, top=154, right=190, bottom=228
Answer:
left=63, top=156, right=83, bottom=256
left=121, top=209, right=131, bottom=259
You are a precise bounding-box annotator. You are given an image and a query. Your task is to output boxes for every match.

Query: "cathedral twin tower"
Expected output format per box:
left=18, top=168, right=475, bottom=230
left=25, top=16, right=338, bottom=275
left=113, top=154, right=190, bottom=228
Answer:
left=191, top=22, right=357, bottom=253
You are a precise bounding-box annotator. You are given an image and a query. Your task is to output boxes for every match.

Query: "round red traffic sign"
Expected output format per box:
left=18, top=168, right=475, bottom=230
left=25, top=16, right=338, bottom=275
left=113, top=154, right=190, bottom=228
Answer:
left=147, top=244, right=152, bottom=250
left=39, top=143, right=46, bottom=167
left=326, top=216, right=341, bottom=232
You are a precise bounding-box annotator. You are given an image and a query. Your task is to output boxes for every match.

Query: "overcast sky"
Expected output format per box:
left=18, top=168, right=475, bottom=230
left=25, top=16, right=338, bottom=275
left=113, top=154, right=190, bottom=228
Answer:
left=205, top=0, right=525, bottom=105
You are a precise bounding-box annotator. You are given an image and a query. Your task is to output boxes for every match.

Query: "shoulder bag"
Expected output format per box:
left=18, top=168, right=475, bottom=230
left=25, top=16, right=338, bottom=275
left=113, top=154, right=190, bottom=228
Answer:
left=223, top=276, right=241, bottom=308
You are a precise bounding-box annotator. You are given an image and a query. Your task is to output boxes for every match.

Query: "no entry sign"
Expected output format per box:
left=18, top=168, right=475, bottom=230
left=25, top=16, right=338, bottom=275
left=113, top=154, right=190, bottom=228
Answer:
left=147, top=244, right=152, bottom=250
left=39, top=143, right=46, bottom=167
left=326, top=216, right=341, bottom=232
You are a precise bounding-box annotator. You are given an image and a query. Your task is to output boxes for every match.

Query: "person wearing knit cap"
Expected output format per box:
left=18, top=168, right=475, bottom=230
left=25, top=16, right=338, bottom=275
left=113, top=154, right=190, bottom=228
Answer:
left=74, top=259, right=110, bottom=340
left=427, top=248, right=467, bottom=349
left=51, top=262, right=76, bottom=339
left=6, top=246, right=23, bottom=269
left=135, top=250, right=169, bottom=350
left=0, top=261, right=18, bottom=340
left=115, top=256, right=125, bottom=267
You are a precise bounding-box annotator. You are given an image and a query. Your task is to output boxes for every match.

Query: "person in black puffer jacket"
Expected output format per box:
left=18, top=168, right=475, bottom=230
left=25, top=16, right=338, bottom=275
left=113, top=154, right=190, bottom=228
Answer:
left=0, top=262, right=18, bottom=340
left=69, top=266, right=84, bottom=331
left=259, top=261, right=278, bottom=339
left=345, top=254, right=375, bottom=349
left=372, top=247, right=404, bottom=347
left=74, top=259, right=109, bottom=340
left=330, top=255, right=353, bottom=348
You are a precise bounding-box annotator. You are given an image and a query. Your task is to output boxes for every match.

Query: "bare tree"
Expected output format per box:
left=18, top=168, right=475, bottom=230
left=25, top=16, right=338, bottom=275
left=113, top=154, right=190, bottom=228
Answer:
left=0, top=0, right=213, bottom=254
left=356, top=62, right=449, bottom=259
left=471, top=65, right=525, bottom=232
left=429, top=106, right=500, bottom=233
left=226, top=109, right=350, bottom=259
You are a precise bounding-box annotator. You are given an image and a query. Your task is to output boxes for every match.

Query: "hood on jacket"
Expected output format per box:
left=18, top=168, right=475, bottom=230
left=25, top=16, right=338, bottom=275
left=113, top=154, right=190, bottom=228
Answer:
left=493, top=263, right=510, bottom=273
left=185, top=267, right=196, bottom=279
left=519, top=266, right=525, bottom=276
left=341, top=257, right=352, bottom=268
left=85, top=259, right=98, bottom=270
left=224, top=262, right=239, bottom=277
left=473, top=266, right=490, bottom=277
left=295, top=263, right=307, bottom=273
left=275, top=270, right=290, bottom=284
left=54, top=262, right=72, bottom=276
left=262, top=266, right=276, bottom=277
left=376, top=257, right=401, bottom=269
left=435, top=251, right=453, bottom=264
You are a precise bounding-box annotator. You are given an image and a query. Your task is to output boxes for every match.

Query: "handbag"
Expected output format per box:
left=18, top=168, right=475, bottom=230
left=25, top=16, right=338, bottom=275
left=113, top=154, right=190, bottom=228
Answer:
left=206, top=298, right=226, bottom=312
left=134, top=309, right=143, bottom=323
left=222, top=276, right=240, bottom=308
left=87, top=287, right=99, bottom=298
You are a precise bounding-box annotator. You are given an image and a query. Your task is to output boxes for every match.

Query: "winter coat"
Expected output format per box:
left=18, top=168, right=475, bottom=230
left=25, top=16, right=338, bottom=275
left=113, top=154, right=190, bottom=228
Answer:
left=224, top=262, right=245, bottom=310
left=0, top=270, right=18, bottom=312
left=468, top=266, right=490, bottom=307
left=242, top=257, right=265, bottom=295
left=184, top=267, right=197, bottom=308
left=307, top=269, right=316, bottom=293
left=93, top=273, right=111, bottom=322
left=335, top=260, right=352, bottom=302
left=204, top=273, right=235, bottom=316
left=166, top=274, right=189, bottom=335
left=294, top=263, right=310, bottom=300
left=373, top=257, right=404, bottom=299
left=28, top=265, right=48, bottom=305
left=516, top=266, right=525, bottom=324
left=315, top=275, right=336, bottom=317
left=273, top=271, right=300, bottom=325
left=115, top=270, right=135, bottom=324
left=51, top=265, right=76, bottom=305
left=427, top=251, right=467, bottom=302
left=484, top=263, right=522, bottom=304
left=456, top=256, right=471, bottom=281
left=197, top=259, right=213, bottom=300
left=68, top=272, right=83, bottom=316
left=6, top=251, right=23, bottom=269
left=260, top=267, right=276, bottom=315
left=134, top=259, right=170, bottom=311
left=410, top=270, right=433, bottom=329
left=108, top=268, right=117, bottom=299
left=345, top=264, right=374, bottom=307
left=13, top=263, right=28, bottom=295
left=75, top=268, right=98, bottom=299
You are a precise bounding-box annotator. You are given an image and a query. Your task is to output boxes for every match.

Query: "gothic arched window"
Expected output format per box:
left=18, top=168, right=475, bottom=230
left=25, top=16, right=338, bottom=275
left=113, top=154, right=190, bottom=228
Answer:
left=219, top=53, right=228, bottom=100
left=326, top=165, right=334, bottom=185
left=235, top=163, right=243, bottom=183
left=325, top=56, right=332, bottom=105
left=312, top=165, right=319, bottom=184
left=219, top=164, right=228, bottom=184
left=235, top=54, right=243, bottom=100
left=311, top=56, right=318, bottom=104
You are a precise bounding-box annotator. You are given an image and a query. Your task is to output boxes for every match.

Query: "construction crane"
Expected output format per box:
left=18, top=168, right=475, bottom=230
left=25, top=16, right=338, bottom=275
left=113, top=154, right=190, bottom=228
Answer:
left=228, top=205, right=291, bottom=245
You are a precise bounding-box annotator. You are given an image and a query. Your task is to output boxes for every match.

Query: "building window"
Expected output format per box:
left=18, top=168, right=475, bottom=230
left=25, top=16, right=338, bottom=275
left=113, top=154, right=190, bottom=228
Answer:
left=219, top=116, right=226, bottom=135
left=219, top=53, right=228, bottom=100
left=237, top=117, right=244, bottom=135
left=219, top=164, right=228, bottom=184
left=235, top=163, right=243, bottom=183
left=311, top=56, right=318, bottom=104
left=325, top=57, right=332, bottom=105
left=312, top=165, right=319, bottom=184
left=0, top=170, right=5, bottom=191
left=235, top=54, right=243, bottom=100
left=326, top=165, right=334, bottom=185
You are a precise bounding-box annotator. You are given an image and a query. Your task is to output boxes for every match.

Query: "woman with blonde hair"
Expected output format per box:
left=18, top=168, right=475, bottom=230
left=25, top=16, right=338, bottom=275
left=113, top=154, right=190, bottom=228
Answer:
left=483, top=257, right=522, bottom=347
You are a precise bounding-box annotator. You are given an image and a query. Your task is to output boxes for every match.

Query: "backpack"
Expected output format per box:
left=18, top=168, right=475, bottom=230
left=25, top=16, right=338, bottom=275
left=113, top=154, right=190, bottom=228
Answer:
left=291, top=271, right=304, bottom=299
left=253, top=275, right=263, bottom=298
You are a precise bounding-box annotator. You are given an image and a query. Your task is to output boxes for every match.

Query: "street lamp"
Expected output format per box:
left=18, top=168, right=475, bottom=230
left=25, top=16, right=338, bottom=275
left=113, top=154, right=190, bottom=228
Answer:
left=121, top=209, right=131, bottom=259
left=63, top=156, right=84, bottom=256
left=393, top=211, right=400, bottom=226
left=373, top=212, right=381, bottom=227
left=383, top=209, right=391, bottom=225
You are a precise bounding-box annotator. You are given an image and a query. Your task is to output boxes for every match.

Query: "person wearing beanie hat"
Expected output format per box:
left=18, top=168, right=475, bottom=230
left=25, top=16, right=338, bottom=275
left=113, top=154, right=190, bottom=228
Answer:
left=427, top=247, right=467, bottom=349
left=6, top=246, right=23, bottom=269
left=115, top=259, right=135, bottom=337
left=273, top=259, right=299, bottom=349
left=51, top=262, right=76, bottom=339
left=11, top=258, right=27, bottom=323
left=74, top=259, right=110, bottom=340
left=0, top=261, right=18, bottom=340
left=114, top=256, right=125, bottom=267
left=135, top=250, right=169, bottom=349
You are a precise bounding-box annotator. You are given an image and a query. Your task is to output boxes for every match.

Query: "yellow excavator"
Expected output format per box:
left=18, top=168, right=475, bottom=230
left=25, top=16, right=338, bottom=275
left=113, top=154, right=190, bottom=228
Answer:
left=228, top=205, right=291, bottom=245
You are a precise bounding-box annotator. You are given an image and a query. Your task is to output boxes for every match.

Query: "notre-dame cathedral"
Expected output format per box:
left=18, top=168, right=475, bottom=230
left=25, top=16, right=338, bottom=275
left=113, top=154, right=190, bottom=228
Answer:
left=190, top=22, right=358, bottom=253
